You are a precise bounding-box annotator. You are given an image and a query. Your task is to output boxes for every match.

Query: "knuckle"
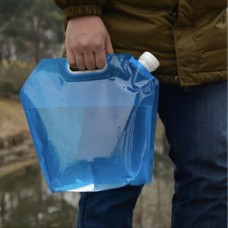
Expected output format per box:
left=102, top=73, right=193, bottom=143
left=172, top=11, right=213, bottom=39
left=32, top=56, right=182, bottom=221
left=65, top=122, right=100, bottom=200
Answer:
left=75, top=39, right=104, bottom=53
left=79, top=41, right=89, bottom=51
left=70, top=42, right=78, bottom=50
left=93, top=41, right=103, bottom=50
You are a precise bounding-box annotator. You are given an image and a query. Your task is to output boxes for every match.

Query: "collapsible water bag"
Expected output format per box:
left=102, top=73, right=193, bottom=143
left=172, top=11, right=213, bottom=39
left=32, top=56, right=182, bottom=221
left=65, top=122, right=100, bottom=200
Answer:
left=20, top=52, right=159, bottom=192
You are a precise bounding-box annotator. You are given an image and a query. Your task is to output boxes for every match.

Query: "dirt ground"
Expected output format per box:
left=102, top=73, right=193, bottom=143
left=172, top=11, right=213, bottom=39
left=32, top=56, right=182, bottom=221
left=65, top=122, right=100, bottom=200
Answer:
left=0, top=98, right=28, bottom=138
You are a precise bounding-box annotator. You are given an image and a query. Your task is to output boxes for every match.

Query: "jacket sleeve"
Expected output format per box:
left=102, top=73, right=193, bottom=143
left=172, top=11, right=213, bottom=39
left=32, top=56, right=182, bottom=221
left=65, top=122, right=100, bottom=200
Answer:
left=53, top=0, right=107, bottom=20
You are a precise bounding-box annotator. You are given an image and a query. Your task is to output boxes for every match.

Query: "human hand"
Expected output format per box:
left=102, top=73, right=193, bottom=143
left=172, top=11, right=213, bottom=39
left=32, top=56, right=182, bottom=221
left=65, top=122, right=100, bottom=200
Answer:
left=66, top=15, right=113, bottom=71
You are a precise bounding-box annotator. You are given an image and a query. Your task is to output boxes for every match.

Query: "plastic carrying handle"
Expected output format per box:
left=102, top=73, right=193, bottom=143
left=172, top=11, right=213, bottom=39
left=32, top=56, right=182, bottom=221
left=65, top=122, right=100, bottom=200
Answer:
left=64, top=58, right=110, bottom=81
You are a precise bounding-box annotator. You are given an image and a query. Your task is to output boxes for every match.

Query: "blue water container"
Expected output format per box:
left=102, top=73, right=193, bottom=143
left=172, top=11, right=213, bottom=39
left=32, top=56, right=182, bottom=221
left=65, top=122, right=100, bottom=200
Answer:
left=20, top=53, right=159, bottom=192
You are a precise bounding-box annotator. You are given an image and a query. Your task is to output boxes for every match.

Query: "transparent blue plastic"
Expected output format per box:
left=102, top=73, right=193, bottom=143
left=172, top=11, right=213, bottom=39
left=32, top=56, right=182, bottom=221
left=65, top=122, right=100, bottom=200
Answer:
left=20, top=54, right=159, bottom=192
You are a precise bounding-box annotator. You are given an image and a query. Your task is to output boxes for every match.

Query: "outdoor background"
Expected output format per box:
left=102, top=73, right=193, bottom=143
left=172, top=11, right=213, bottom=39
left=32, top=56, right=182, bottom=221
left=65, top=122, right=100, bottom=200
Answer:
left=0, top=0, right=174, bottom=227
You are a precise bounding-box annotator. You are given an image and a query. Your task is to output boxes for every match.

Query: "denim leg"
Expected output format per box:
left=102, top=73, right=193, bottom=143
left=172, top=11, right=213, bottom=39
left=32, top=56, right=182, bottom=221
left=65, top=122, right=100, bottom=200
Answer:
left=77, top=185, right=143, bottom=228
left=158, top=81, right=227, bottom=228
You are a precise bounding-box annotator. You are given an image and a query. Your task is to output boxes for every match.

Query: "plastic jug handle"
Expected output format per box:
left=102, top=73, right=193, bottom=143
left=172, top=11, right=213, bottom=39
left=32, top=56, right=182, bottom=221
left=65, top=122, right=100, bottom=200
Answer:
left=64, top=59, right=110, bottom=81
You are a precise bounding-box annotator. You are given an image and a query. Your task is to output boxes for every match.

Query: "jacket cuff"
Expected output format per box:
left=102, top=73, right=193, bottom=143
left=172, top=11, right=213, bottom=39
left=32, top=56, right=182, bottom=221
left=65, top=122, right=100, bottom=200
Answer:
left=64, top=4, right=102, bottom=20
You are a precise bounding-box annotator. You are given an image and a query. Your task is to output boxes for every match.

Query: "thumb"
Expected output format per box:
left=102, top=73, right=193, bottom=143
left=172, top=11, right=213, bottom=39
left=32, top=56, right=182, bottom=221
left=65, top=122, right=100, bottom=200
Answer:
left=105, top=35, right=114, bottom=54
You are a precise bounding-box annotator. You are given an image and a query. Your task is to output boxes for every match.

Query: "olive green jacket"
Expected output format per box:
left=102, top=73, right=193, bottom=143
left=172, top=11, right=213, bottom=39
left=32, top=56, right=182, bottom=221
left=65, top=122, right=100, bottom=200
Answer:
left=53, top=0, right=227, bottom=86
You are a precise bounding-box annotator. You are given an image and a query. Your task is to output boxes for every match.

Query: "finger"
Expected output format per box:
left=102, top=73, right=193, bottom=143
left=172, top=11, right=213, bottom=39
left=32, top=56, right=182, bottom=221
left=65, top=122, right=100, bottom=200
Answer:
left=95, top=50, right=106, bottom=69
left=83, top=52, right=96, bottom=70
left=67, top=48, right=77, bottom=68
left=105, top=35, right=114, bottom=54
left=75, top=52, right=86, bottom=71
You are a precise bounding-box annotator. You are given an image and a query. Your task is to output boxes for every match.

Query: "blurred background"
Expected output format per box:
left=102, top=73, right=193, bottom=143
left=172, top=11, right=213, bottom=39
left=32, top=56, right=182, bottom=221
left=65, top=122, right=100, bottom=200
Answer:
left=0, top=0, right=174, bottom=227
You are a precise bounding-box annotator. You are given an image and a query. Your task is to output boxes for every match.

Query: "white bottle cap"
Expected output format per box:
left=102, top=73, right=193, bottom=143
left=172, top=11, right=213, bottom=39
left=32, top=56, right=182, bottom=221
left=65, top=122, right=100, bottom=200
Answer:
left=138, top=51, right=160, bottom=72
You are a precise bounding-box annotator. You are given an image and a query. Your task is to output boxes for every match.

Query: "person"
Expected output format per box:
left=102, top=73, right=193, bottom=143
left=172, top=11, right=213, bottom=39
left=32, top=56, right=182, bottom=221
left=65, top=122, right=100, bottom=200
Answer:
left=53, top=1, right=227, bottom=227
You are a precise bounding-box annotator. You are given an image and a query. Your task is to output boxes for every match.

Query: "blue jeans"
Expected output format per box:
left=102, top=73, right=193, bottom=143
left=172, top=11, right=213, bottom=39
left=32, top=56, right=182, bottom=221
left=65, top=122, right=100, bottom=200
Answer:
left=77, top=81, right=227, bottom=228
